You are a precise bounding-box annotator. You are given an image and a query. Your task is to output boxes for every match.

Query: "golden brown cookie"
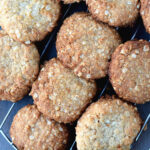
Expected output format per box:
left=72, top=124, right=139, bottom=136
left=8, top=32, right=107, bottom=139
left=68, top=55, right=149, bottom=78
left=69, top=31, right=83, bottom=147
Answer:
left=109, top=40, right=150, bottom=104
left=56, top=12, right=121, bottom=80
left=10, top=105, right=68, bottom=150
left=0, top=0, right=61, bottom=43
left=86, top=0, right=140, bottom=27
left=140, top=0, right=150, bottom=34
left=0, top=31, right=40, bottom=102
left=30, top=58, right=97, bottom=123
left=76, top=97, right=142, bottom=150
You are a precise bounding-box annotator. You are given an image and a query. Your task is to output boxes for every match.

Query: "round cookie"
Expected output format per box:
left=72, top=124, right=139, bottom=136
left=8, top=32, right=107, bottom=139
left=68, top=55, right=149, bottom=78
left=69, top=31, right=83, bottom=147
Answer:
left=56, top=12, right=121, bottom=80
left=76, top=97, right=142, bottom=150
left=62, top=0, right=81, bottom=4
left=109, top=40, right=150, bottom=104
left=0, top=0, right=60, bottom=43
left=10, top=105, right=68, bottom=150
left=0, top=30, right=40, bottom=102
left=30, top=58, right=97, bottom=123
left=86, top=0, right=140, bottom=27
left=140, top=0, right=150, bottom=34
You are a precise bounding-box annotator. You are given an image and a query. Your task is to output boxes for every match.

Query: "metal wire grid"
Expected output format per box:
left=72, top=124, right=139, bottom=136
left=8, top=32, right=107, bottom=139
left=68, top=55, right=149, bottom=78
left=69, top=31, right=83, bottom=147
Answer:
left=0, top=3, right=150, bottom=150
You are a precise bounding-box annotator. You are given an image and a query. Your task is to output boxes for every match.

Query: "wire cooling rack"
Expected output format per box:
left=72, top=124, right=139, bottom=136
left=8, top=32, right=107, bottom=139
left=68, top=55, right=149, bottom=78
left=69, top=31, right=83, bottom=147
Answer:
left=0, top=2, right=150, bottom=150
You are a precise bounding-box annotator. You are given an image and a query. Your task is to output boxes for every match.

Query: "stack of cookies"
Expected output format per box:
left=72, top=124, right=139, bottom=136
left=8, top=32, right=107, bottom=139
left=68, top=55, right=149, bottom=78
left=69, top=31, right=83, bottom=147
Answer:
left=0, top=0, right=150, bottom=149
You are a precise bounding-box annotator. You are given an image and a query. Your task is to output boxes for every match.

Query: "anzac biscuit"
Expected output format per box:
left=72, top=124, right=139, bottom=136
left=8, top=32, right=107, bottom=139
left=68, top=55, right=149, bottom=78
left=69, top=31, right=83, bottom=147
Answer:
left=0, top=0, right=61, bottom=43
left=0, top=31, right=39, bottom=102
left=10, top=105, right=68, bottom=150
left=109, top=40, right=150, bottom=104
left=140, top=0, right=150, bottom=34
left=30, top=58, right=97, bottom=123
left=76, top=97, right=142, bottom=150
left=56, top=12, right=121, bottom=80
left=86, top=0, right=140, bottom=27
